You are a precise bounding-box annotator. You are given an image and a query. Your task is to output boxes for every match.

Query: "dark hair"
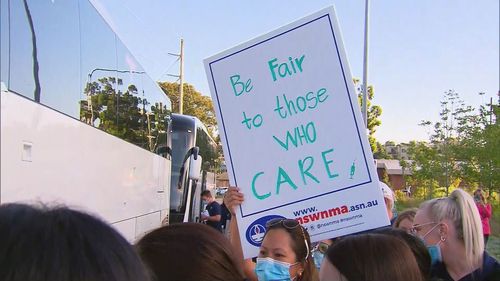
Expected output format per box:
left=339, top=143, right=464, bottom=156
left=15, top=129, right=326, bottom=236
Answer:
left=393, top=208, right=417, bottom=228
left=325, top=233, right=425, bottom=281
left=201, top=190, right=212, bottom=198
left=375, top=228, right=431, bottom=279
left=265, top=222, right=318, bottom=281
left=136, top=222, right=244, bottom=281
left=0, top=203, right=149, bottom=281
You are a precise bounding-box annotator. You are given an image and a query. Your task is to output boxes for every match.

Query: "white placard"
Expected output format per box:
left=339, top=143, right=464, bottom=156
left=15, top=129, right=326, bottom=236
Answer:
left=204, top=6, right=389, bottom=258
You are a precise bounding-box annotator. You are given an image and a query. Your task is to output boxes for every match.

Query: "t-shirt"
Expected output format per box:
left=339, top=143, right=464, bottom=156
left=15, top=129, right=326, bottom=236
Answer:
left=206, top=201, right=222, bottom=232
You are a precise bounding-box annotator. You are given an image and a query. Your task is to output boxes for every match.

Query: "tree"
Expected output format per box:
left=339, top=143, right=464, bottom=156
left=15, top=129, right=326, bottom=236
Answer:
left=80, top=76, right=169, bottom=152
left=419, top=90, right=474, bottom=196
left=353, top=78, right=383, bottom=156
left=373, top=142, right=392, bottom=159
left=158, top=82, right=217, bottom=137
left=404, top=141, right=443, bottom=199
left=405, top=90, right=499, bottom=199
left=453, top=93, right=499, bottom=196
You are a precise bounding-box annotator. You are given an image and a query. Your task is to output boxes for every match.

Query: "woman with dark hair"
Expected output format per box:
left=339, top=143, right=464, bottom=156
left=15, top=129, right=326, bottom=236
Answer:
left=136, top=222, right=245, bottom=281
left=320, top=233, right=425, bottom=281
left=0, top=203, right=149, bottom=281
left=256, top=218, right=318, bottom=281
left=224, top=187, right=318, bottom=281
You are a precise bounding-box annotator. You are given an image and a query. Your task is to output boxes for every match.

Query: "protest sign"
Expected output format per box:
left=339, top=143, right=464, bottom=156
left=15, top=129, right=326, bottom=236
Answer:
left=204, top=6, right=390, bottom=258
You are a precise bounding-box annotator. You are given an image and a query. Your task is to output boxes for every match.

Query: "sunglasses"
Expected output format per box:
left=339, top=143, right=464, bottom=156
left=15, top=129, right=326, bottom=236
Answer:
left=313, top=241, right=330, bottom=254
left=265, top=218, right=310, bottom=260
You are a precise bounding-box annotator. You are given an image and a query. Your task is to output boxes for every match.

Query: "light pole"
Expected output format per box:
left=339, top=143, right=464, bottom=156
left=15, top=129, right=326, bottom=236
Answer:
left=362, top=0, right=370, bottom=128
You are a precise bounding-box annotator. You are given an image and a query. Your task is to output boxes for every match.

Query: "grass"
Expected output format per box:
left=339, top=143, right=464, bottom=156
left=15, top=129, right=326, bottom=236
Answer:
left=488, top=203, right=500, bottom=260
left=487, top=235, right=500, bottom=260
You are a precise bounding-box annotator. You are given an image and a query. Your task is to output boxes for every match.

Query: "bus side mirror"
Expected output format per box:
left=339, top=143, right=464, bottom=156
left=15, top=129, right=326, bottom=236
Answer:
left=189, top=147, right=202, bottom=180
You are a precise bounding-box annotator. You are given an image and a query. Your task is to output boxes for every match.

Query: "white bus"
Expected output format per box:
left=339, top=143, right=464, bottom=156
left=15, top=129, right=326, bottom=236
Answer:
left=0, top=0, right=198, bottom=241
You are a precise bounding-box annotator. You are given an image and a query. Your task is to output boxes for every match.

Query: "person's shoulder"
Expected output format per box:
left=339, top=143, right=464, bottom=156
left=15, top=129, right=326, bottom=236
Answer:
left=484, top=252, right=500, bottom=269
left=210, top=201, right=222, bottom=212
left=481, top=252, right=500, bottom=281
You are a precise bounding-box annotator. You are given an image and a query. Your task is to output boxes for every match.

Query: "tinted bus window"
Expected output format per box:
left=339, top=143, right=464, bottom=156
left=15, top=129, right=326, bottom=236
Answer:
left=1, top=0, right=9, bottom=90
left=35, top=1, right=80, bottom=117
left=170, top=126, right=195, bottom=212
left=7, top=0, right=37, bottom=100
left=79, top=0, right=118, bottom=128
left=2, top=0, right=172, bottom=157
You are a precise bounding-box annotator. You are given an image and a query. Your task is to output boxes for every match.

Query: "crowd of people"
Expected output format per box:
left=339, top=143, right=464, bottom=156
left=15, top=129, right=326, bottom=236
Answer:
left=0, top=185, right=498, bottom=281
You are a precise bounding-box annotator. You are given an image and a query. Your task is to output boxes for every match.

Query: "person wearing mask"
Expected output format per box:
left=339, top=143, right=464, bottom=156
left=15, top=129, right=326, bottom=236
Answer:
left=201, top=190, right=222, bottom=232
left=412, top=189, right=500, bottom=281
left=311, top=240, right=333, bottom=270
left=224, top=187, right=319, bottom=281
left=0, top=203, right=149, bottom=281
left=136, top=222, right=245, bottom=281
left=320, top=232, right=425, bottom=281
left=474, top=189, right=492, bottom=247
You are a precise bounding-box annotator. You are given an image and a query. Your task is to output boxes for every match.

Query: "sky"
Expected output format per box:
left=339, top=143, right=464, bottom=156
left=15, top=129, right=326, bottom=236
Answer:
left=90, top=0, right=499, bottom=143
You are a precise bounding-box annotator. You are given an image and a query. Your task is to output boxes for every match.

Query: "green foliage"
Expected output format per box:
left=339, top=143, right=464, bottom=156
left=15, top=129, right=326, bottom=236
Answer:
left=454, top=95, right=500, bottom=196
left=158, top=81, right=223, bottom=171
left=80, top=76, right=169, bottom=152
left=196, top=127, right=218, bottom=170
left=353, top=78, right=383, bottom=154
left=403, top=141, right=439, bottom=199
left=374, top=141, right=392, bottom=159
left=158, top=82, right=217, bottom=137
left=406, top=90, right=499, bottom=200
left=395, top=196, right=424, bottom=212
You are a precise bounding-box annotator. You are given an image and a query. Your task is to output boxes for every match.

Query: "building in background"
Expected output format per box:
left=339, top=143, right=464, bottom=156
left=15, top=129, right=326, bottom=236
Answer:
left=376, top=159, right=412, bottom=191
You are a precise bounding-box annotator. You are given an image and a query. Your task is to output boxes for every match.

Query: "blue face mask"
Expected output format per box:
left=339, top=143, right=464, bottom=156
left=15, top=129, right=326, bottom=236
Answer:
left=427, top=242, right=443, bottom=265
left=255, top=257, right=298, bottom=281
left=418, top=223, right=443, bottom=265
left=312, top=250, right=324, bottom=269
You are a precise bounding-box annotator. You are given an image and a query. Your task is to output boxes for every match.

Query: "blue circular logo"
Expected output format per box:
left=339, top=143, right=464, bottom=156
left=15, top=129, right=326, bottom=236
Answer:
left=245, top=215, right=285, bottom=247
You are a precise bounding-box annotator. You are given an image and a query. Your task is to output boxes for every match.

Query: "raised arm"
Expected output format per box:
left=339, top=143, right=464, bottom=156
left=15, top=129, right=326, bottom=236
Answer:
left=224, top=187, right=258, bottom=281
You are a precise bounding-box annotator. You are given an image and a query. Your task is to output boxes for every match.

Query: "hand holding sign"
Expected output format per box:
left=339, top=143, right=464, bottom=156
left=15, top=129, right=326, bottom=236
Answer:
left=224, top=187, right=244, bottom=216
left=205, top=6, right=389, bottom=258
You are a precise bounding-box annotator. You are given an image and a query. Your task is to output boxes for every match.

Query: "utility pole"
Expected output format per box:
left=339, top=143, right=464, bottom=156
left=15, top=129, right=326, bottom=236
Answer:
left=362, top=0, right=370, bottom=128
left=179, top=39, right=184, bottom=114
left=168, top=38, right=184, bottom=114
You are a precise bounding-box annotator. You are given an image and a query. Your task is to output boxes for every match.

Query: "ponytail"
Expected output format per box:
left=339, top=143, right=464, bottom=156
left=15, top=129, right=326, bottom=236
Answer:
left=450, top=189, right=484, bottom=268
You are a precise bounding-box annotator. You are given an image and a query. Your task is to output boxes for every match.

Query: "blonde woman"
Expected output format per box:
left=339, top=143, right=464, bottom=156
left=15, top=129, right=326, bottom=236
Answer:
left=412, top=189, right=499, bottom=281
